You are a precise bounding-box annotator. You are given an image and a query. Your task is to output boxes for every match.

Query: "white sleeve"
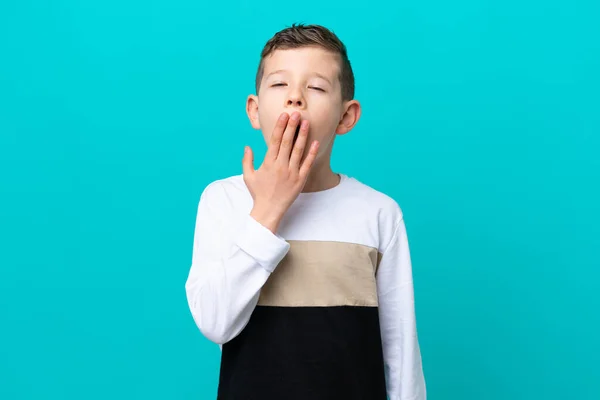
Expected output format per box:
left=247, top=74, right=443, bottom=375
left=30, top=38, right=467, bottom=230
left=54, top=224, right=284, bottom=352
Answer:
left=376, top=217, right=426, bottom=400
left=184, top=182, right=290, bottom=344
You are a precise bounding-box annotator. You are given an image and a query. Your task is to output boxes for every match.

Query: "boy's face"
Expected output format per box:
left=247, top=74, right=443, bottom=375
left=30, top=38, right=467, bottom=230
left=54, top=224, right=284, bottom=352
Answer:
left=246, top=46, right=360, bottom=163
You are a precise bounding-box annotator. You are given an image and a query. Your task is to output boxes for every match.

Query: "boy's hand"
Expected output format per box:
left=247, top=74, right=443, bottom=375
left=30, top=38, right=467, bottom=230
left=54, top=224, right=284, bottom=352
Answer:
left=242, top=111, right=320, bottom=234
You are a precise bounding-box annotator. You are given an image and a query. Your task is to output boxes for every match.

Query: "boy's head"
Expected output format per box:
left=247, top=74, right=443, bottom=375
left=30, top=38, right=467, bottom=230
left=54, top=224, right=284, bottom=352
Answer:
left=246, top=24, right=361, bottom=162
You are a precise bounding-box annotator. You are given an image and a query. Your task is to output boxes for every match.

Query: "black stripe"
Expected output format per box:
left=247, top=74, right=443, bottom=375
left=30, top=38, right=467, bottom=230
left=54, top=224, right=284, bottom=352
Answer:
left=217, top=306, right=387, bottom=400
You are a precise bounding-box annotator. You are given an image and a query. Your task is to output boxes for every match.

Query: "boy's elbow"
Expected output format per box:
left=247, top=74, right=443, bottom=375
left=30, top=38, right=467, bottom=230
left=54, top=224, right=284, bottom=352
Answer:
left=200, top=326, right=233, bottom=345
left=185, top=285, right=236, bottom=345
left=193, top=312, right=237, bottom=345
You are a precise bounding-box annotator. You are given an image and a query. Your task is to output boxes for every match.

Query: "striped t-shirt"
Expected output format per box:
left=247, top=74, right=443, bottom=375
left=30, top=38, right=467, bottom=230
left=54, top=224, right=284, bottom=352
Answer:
left=185, top=173, right=426, bottom=400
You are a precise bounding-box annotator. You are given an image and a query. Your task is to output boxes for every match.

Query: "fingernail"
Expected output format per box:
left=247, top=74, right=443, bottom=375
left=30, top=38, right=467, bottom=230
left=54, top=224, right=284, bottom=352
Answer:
left=301, top=120, right=309, bottom=129
left=291, top=112, right=300, bottom=121
left=280, top=113, right=288, bottom=121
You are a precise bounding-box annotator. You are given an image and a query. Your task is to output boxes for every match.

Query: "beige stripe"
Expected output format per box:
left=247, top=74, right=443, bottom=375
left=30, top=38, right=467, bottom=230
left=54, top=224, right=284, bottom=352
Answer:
left=258, top=240, right=381, bottom=307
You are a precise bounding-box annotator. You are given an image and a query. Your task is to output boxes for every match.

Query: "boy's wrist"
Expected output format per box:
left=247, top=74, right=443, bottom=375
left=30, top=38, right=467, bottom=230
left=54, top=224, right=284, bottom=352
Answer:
left=249, top=206, right=284, bottom=234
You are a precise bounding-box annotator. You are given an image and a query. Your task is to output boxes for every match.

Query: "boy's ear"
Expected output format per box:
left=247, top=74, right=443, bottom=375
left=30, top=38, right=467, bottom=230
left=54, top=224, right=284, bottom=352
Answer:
left=335, top=100, right=361, bottom=135
left=246, top=94, right=261, bottom=129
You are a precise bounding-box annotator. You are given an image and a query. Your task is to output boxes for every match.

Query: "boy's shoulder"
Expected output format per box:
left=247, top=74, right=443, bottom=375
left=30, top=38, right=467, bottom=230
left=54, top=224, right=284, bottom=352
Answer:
left=200, top=174, right=247, bottom=198
left=197, top=174, right=250, bottom=211
left=341, top=174, right=404, bottom=217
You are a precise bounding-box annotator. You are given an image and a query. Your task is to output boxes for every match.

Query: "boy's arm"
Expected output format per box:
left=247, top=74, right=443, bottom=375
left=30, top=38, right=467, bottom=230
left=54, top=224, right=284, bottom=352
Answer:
left=377, top=216, right=426, bottom=400
left=184, top=182, right=290, bottom=344
left=185, top=111, right=319, bottom=345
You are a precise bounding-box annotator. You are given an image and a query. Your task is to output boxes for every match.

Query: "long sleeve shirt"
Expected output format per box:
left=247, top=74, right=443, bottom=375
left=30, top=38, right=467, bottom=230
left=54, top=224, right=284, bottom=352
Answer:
left=185, top=173, right=426, bottom=400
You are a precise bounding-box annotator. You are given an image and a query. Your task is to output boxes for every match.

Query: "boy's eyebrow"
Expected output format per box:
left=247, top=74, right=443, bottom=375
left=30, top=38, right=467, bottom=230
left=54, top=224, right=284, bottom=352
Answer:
left=312, top=73, right=332, bottom=85
left=266, top=69, right=332, bottom=85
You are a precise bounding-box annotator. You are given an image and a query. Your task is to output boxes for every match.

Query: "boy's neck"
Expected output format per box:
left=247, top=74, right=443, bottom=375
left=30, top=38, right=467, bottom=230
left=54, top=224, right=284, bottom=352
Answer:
left=302, top=160, right=341, bottom=193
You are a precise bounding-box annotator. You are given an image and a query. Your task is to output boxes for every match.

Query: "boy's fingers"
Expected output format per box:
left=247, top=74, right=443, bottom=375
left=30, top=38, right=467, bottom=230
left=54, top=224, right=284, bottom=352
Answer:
left=242, top=146, right=254, bottom=178
left=277, top=112, right=301, bottom=162
left=266, top=113, right=289, bottom=160
left=299, top=140, right=319, bottom=178
left=289, top=119, right=309, bottom=169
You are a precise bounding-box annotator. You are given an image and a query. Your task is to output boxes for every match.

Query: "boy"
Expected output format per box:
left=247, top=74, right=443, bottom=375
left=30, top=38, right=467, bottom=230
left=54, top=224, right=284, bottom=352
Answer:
left=185, top=24, right=426, bottom=400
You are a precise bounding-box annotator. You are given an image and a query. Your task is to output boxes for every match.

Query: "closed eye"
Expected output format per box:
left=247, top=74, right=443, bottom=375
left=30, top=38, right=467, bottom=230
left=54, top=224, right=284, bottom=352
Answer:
left=271, top=83, right=286, bottom=87
left=309, top=86, right=325, bottom=92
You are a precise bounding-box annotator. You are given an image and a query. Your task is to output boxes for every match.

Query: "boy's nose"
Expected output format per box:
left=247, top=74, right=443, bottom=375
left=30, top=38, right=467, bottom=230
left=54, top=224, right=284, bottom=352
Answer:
left=286, top=92, right=305, bottom=109
left=286, top=97, right=303, bottom=108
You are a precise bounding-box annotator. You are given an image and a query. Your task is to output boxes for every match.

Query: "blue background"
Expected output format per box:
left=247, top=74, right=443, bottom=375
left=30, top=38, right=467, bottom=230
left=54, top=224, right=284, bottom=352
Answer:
left=1, top=0, right=599, bottom=399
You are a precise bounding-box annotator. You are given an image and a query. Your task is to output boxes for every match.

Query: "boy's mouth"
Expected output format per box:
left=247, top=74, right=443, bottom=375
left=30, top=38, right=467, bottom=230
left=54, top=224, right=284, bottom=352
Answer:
left=292, top=124, right=301, bottom=146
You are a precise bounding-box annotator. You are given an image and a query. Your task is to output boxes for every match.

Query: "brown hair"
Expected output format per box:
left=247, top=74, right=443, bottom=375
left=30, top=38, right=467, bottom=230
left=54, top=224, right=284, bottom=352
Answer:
left=255, top=23, right=355, bottom=101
